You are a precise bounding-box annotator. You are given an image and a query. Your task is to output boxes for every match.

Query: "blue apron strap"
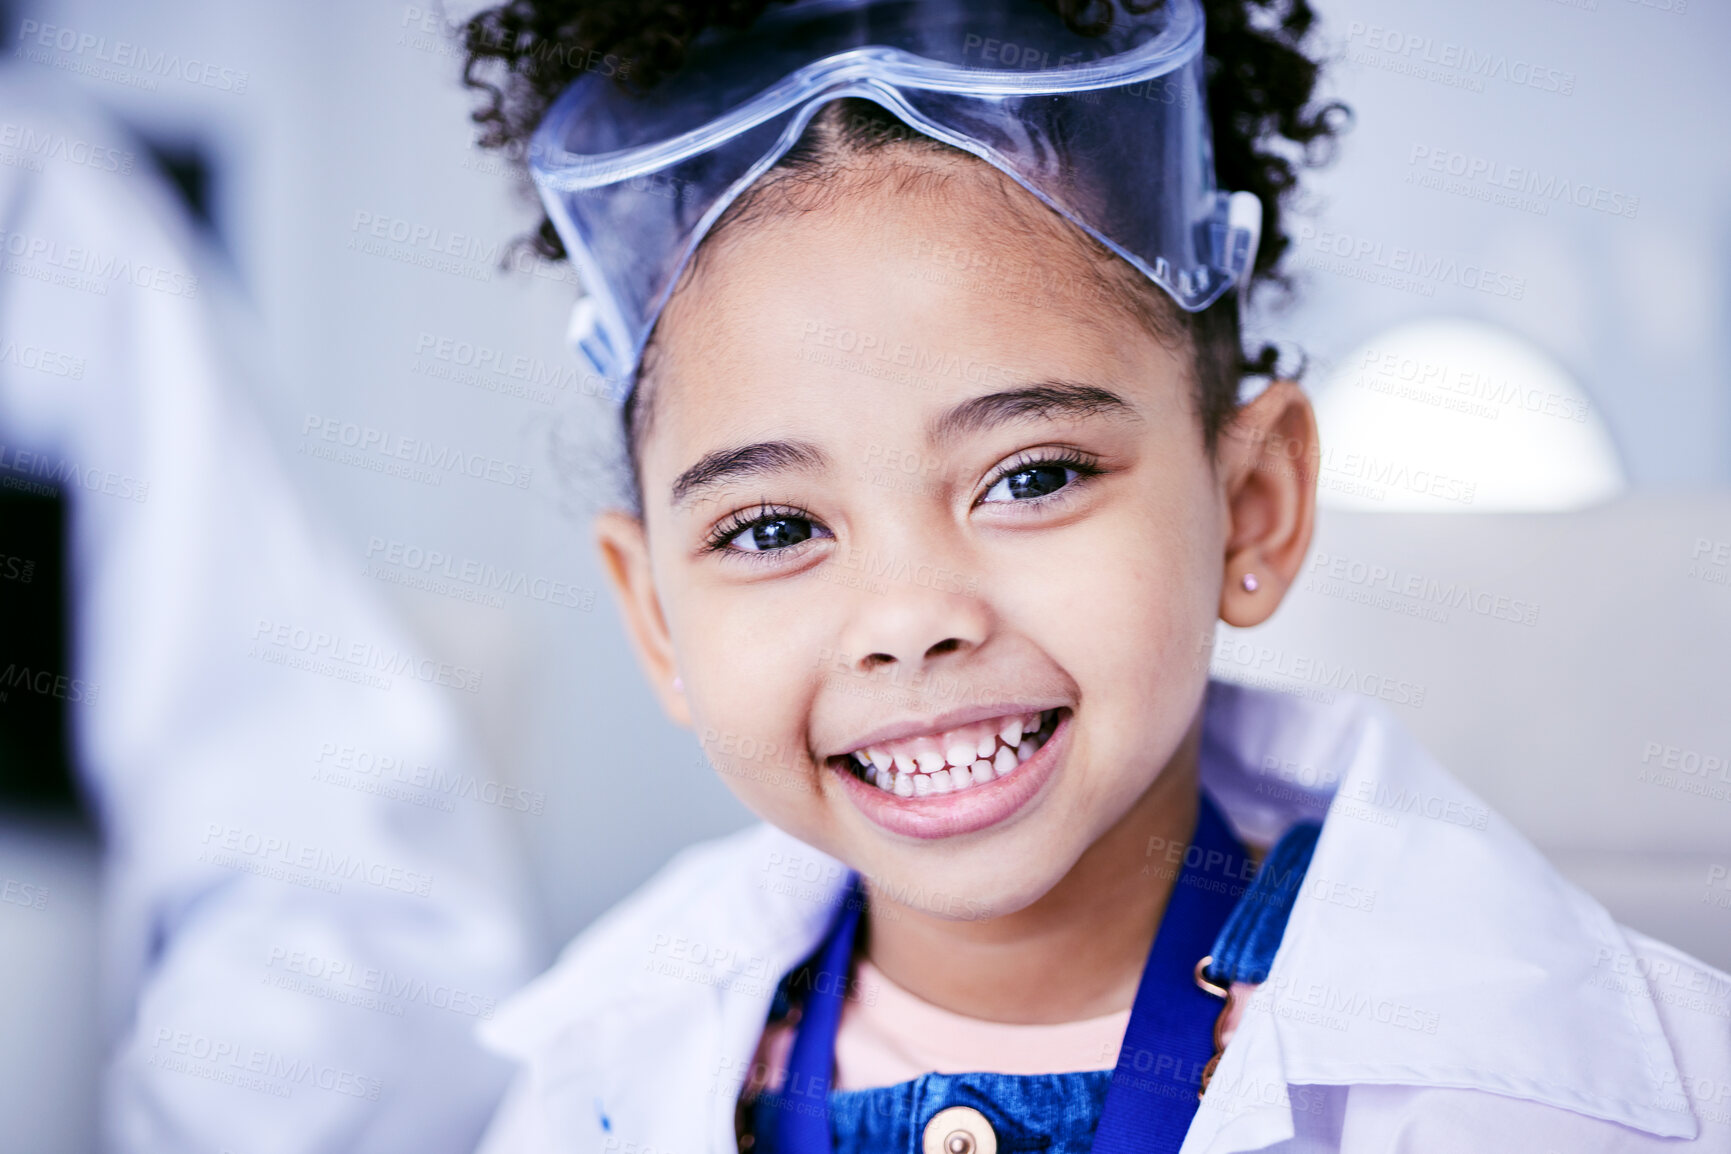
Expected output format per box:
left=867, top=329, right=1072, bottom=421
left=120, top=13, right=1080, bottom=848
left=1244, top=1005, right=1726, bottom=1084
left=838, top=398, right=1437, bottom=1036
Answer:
left=775, top=877, right=865, bottom=1152
left=1090, top=792, right=1249, bottom=1154
left=1205, top=820, right=1322, bottom=986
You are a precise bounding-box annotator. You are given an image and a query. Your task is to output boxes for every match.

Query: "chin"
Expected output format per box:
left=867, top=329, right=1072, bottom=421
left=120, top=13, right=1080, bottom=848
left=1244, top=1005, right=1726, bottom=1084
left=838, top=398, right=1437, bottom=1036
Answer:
left=856, top=835, right=1079, bottom=925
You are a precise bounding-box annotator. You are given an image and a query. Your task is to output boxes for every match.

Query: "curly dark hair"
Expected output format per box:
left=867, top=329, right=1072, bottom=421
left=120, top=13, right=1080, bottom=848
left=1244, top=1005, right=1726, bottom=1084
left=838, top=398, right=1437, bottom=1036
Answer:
left=459, top=0, right=1346, bottom=502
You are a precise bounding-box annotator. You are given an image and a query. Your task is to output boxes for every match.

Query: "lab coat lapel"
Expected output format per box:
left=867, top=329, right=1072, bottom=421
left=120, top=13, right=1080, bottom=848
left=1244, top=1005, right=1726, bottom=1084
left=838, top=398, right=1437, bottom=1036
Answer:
left=1187, top=682, right=1695, bottom=1151
left=482, top=824, right=848, bottom=1153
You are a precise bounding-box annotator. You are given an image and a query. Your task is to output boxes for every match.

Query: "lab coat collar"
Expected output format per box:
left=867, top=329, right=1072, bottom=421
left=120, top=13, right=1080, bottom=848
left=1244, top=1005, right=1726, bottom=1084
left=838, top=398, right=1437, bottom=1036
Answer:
left=1185, top=682, right=1694, bottom=1150
left=482, top=681, right=1695, bottom=1152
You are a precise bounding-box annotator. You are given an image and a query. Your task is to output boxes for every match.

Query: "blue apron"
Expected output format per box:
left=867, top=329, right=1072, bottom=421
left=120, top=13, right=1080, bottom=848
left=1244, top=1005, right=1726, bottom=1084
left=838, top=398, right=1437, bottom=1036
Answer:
left=748, top=793, right=1321, bottom=1154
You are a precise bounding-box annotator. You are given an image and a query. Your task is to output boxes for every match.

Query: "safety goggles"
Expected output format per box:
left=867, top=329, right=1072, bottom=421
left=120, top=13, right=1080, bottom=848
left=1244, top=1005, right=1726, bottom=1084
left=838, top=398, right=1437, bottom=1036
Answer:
left=528, top=0, right=1262, bottom=392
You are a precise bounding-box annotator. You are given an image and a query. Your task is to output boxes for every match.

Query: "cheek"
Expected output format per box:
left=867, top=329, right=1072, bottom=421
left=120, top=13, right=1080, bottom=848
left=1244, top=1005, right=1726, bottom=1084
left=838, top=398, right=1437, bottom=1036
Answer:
left=1007, top=473, right=1221, bottom=791
left=1033, top=485, right=1220, bottom=682
left=661, top=572, right=835, bottom=818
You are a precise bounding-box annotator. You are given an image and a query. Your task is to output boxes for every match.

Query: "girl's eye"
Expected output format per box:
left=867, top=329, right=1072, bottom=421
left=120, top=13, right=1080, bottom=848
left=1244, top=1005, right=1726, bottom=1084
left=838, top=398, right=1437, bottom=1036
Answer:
left=982, top=462, right=1080, bottom=504
left=723, top=515, right=826, bottom=553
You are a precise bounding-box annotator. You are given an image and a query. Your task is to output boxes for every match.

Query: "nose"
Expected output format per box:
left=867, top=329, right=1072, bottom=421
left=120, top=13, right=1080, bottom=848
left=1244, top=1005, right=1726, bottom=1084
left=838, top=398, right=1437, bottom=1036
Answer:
left=833, top=574, right=990, bottom=677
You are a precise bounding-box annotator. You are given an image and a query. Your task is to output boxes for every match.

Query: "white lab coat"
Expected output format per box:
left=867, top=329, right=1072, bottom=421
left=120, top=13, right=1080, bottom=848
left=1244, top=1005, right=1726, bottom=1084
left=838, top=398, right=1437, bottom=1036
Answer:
left=0, top=73, right=537, bottom=1152
left=474, top=680, right=1731, bottom=1152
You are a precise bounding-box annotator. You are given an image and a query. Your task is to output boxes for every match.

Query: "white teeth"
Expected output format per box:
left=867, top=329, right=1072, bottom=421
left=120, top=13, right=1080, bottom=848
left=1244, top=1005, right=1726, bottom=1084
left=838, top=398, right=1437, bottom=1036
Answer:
left=849, top=710, right=1061, bottom=798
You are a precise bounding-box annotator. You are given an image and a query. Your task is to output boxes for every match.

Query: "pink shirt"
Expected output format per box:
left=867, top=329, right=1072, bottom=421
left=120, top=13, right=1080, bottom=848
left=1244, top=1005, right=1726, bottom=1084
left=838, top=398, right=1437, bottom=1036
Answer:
left=752, top=958, right=1130, bottom=1093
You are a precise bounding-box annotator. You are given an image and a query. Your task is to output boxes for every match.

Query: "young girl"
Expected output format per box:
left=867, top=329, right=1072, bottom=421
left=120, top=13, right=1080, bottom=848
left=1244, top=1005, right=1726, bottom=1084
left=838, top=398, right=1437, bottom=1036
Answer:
left=453, top=2, right=1730, bottom=1150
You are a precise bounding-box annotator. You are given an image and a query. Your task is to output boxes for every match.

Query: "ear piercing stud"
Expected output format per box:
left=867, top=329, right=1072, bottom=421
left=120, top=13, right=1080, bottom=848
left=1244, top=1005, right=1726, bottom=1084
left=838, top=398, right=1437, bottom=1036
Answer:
left=1241, top=572, right=1259, bottom=593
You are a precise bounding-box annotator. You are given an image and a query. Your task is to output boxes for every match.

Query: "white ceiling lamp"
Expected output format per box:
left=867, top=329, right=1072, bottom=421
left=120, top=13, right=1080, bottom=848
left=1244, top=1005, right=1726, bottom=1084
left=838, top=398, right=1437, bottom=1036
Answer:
left=1309, top=318, right=1625, bottom=512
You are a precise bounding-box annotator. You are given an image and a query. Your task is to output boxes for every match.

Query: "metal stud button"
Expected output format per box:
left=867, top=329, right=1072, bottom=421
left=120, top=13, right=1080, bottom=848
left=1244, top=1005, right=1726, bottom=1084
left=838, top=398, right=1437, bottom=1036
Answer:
left=921, top=1105, right=997, bottom=1154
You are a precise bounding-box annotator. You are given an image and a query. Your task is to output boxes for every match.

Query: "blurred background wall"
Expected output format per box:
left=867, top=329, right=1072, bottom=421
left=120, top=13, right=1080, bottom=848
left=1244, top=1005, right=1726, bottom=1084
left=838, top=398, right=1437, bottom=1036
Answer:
left=2, top=0, right=1728, bottom=1146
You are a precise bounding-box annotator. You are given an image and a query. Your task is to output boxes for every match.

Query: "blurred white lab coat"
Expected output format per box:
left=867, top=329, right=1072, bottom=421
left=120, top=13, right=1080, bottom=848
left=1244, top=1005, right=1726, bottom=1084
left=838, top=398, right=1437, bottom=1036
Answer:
left=0, top=72, right=537, bottom=1152
left=475, top=680, right=1731, bottom=1152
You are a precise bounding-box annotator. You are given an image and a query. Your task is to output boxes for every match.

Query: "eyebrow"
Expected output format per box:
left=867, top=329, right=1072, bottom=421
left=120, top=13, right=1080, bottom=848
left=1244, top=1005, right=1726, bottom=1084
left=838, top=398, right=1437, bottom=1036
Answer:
left=667, top=382, right=1131, bottom=509
left=670, top=439, right=828, bottom=508
left=927, top=382, right=1138, bottom=445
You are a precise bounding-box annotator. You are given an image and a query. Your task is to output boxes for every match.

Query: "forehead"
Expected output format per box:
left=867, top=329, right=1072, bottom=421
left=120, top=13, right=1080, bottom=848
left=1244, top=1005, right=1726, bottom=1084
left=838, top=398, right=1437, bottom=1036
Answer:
left=639, top=161, right=1190, bottom=475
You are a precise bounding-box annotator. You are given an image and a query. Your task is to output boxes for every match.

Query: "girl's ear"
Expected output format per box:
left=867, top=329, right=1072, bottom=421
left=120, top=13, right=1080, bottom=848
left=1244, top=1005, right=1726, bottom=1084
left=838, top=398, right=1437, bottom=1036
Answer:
left=1215, top=380, right=1320, bottom=628
left=595, top=509, right=692, bottom=727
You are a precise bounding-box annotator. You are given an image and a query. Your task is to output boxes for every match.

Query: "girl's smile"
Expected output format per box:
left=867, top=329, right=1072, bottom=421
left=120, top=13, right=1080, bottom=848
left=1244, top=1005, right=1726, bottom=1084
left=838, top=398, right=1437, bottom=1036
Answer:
left=828, top=706, right=1070, bottom=839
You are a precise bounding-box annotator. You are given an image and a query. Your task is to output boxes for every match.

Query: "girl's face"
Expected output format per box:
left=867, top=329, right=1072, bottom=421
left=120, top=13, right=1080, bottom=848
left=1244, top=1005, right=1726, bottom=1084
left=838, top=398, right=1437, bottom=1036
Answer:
left=598, top=160, right=1315, bottom=919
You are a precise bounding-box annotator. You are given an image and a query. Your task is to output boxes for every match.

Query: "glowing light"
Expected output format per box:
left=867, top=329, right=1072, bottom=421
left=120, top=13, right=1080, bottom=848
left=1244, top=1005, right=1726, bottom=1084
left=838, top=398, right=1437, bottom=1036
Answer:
left=1310, top=318, right=1624, bottom=512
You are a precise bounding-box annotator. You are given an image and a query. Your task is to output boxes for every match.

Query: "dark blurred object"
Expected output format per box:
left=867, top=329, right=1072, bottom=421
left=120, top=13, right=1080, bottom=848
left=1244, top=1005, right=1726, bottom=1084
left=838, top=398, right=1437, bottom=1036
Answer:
left=140, top=137, right=215, bottom=235
left=0, top=486, right=77, bottom=811
left=0, top=134, right=211, bottom=817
